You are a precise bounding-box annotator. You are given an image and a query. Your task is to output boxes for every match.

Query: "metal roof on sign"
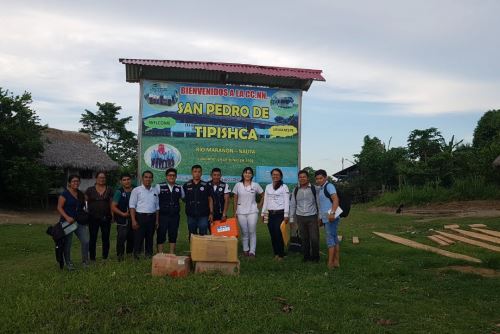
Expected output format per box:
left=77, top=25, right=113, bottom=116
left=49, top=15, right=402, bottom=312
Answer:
left=119, top=59, right=325, bottom=91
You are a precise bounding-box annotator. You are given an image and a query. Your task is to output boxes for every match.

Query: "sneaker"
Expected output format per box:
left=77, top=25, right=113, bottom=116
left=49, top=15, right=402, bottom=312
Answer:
left=66, top=263, right=76, bottom=271
left=243, top=251, right=249, bottom=257
left=249, top=253, right=256, bottom=259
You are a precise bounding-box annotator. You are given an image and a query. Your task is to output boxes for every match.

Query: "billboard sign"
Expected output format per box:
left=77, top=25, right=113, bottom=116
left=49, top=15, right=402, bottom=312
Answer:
left=139, top=80, right=301, bottom=185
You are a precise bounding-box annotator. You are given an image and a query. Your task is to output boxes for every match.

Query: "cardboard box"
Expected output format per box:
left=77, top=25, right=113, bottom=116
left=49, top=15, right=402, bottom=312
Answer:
left=151, top=253, right=191, bottom=277
left=190, top=235, right=238, bottom=262
left=194, top=261, right=240, bottom=276
left=211, top=218, right=239, bottom=237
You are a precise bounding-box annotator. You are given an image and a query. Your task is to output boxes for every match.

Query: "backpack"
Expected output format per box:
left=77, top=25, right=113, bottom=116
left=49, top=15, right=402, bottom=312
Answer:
left=323, top=183, right=351, bottom=218
left=288, top=229, right=302, bottom=252
left=293, top=184, right=317, bottom=201
left=293, top=184, right=318, bottom=212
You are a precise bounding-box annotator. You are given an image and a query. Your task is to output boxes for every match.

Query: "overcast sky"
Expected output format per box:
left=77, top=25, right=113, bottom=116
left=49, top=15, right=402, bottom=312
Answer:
left=2, top=0, right=499, bottom=174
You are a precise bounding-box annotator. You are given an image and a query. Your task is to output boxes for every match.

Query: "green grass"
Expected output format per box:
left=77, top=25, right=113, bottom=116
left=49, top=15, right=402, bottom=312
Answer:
left=1, top=207, right=499, bottom=333
left=141, top=136, right=298, bottom=180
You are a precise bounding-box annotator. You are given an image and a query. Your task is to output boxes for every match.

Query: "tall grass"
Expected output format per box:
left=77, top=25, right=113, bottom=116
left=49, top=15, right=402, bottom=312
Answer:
left=373, top=176, right=500, bottom=206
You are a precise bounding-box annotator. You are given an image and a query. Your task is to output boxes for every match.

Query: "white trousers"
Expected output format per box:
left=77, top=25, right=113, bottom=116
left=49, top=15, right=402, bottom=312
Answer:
left=237, top=213, right=258, bottom=254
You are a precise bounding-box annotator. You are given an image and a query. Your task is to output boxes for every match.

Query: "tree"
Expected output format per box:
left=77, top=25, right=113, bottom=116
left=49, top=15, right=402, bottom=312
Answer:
left=383, top=147, right=408, bottom=188
left=473, top=109, right=500, bottom=149
left=407, top=128, right=444, bottom=162
left=0, top=88, right=49, bottom=206
left=355, top=135, right=387, bottom=190
left=80, top=102, right=137, bottom=172
left=441, top=135, right=463, bottom=155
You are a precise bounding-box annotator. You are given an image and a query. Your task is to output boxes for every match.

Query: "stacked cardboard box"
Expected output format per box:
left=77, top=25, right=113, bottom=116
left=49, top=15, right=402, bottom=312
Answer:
left=190, top=235, right=240, bottom=276
left=151, top=253, right=191, bottom=277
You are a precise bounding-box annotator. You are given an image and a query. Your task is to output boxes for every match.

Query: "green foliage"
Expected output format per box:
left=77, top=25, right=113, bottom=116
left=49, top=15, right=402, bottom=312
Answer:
left=351, top=113, right=500, bottom=205
left=374, top=176, right=500, bottom=206
left=407, top=127, right=444, bottom=162
left=354, top=136, right=408, bottom=193
left=80, top=102, right=138, bottom=173
left=0, top=88, right=49, bottom=206
left=473, top=109, right=500, bottom=148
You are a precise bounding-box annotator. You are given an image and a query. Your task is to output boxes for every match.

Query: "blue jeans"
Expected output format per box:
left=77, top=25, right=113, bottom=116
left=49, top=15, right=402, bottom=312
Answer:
left=63, top=223, right=90, bottom=265
left=187, top=216, right=209, bottom=236
left=322, top=216, right=340, bottom=248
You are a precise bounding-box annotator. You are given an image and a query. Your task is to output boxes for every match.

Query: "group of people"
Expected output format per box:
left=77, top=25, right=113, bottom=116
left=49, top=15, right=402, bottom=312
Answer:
left=57, top=166, right=341, bottom=271
left=150, top=144, right=176, bottom=169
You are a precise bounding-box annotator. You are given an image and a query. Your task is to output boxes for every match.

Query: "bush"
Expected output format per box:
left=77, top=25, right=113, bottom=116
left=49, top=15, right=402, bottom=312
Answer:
left=373, top=176, right=500, bottom=207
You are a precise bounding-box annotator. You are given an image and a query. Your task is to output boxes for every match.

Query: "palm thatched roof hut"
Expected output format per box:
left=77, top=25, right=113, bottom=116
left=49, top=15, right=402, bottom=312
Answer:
left=41, top=128, right=119, bottom=190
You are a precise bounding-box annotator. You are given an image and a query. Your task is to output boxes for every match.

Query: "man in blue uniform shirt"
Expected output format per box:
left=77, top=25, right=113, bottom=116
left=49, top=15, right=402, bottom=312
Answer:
left=156, top=168, right=184, bottom=254
left=183, top=165, right=213, bottom=237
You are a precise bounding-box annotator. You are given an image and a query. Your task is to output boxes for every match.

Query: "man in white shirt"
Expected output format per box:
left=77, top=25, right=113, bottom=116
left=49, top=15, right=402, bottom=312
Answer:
left=129, top=171, right=159, bottom=259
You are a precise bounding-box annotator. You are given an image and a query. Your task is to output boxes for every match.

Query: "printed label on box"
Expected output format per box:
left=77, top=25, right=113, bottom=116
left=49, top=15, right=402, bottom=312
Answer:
left=217, top=225, right=230, bottom=233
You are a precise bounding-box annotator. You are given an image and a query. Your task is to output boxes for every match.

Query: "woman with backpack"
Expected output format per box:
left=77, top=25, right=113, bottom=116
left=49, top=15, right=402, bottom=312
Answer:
left=262, top=168, right=290, bottom=260
left=57, top=174, right=90, bottom=270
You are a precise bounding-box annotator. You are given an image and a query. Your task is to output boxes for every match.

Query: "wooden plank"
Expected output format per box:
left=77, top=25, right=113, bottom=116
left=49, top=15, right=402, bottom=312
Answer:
left=352, top=236, right=359, bottom=244
left=428, top=235, right=450, bottom=246
left=372, top=232, right=482, bottom=263
left=435, top=231, right=500, bottom=253
left=433, top=234, right=455, bottom=244
left=451, top=228, right=500, bottom=245
left=471, top=227, right=500, bottom=238
left=444, top=224, right=460, bottom=229
left=469, top=224, right=487, bottom=228
left=338, top=235, right=343, bottom=242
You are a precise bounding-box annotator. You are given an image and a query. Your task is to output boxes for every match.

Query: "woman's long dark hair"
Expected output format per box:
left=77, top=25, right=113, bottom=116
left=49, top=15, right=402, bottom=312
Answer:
left=95, top=171, right=106, bottom=179
left=67, top=174, right=80, bottom=184
left=271, top=168, right=283, bottom=190
left=240, top=167, right=254, bottom=182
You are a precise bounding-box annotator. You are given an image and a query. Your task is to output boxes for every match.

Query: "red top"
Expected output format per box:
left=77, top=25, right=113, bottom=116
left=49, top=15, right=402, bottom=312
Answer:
left=119, top=58, right=325, bottom=81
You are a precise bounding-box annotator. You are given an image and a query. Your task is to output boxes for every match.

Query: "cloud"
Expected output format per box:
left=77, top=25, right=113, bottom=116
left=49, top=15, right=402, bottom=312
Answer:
left=1, top=1, right=499, bottom=135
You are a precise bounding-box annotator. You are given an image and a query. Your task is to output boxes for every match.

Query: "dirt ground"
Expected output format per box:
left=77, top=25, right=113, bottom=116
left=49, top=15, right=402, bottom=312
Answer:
left=436, top=266, right=500, bottom=278
left=1, top=200, right=499, bottom=225
left=370, top=200, right=500, bottom=221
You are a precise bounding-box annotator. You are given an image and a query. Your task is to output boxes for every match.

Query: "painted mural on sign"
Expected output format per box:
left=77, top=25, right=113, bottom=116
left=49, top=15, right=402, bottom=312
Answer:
left=140, top=80, right=300, bottom=184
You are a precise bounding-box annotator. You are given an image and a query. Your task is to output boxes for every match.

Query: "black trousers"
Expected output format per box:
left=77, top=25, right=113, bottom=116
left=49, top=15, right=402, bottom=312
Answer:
left=134, top=213, right=155, bottom=258
left=297, top=214, right=320, bottom=261
left=268, top=211, right=285, bottom=257
left=157, top=214, right=180, bottom=244
left=116, top=221, right=135, bottom=257
left=89, top=217, right=111, bottom=260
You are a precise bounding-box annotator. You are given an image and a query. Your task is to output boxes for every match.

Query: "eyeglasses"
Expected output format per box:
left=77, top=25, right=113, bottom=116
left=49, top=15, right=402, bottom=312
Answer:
left=167, top=174, right=176, bottom=177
